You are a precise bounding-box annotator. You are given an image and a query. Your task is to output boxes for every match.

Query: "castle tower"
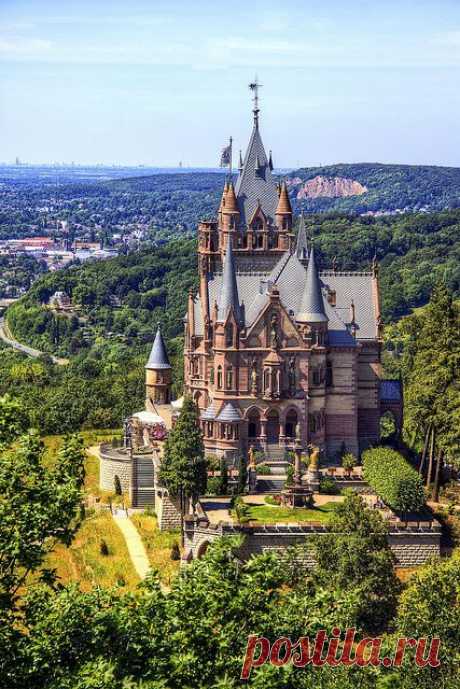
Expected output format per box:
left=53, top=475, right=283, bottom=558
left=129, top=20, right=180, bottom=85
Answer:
left=145, top=327, right=172, bottom=408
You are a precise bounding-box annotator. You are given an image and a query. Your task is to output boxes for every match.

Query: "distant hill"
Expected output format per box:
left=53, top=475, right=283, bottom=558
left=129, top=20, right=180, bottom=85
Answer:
left=287, top=163, right=460, bottom=214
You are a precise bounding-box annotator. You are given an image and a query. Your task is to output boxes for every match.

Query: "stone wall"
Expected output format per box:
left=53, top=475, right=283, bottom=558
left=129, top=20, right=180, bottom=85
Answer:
left=183, top=515, right=442, bottom=569
left=155, top=490, right=182, bottom=531
left=99, top=444, right=133, bottom=495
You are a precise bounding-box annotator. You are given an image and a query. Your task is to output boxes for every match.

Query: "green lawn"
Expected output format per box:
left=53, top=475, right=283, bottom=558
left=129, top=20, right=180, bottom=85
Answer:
left=244, top=502, right=338, bottom=524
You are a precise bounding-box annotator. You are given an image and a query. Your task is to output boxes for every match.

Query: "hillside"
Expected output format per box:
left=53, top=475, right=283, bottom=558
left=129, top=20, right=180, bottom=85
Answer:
left=288, top=163, right=460, bottom=214
left=7, top=209, right=460, bottom=359
left=2, top=163, right=460, bottom=242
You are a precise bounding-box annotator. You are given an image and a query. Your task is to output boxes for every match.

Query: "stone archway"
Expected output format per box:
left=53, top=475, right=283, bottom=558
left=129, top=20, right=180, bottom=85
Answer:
left=247, top=408, right=261, bottom=439
left=285, top=409, right=298, bottom=439
left=196, top=540, right=211, bottom=559
left=266, top=409, right=280, bottom=443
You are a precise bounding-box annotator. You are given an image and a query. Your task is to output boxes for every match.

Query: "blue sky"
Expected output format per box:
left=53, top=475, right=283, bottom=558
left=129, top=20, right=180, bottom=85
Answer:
left=1, top=0, right=460, bottom=167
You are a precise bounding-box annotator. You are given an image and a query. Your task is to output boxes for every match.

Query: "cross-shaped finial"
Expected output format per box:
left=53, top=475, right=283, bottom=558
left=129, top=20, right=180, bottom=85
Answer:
left=249, top=76, right=262, bottom=126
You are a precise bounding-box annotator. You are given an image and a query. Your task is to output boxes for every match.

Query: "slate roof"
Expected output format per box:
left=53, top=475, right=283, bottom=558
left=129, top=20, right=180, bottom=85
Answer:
left=296, top=246, right=328, bottom=323
left=380, top=379, right=402, bottom=402
left=296, top=214, right=309, bottom=261
left=145, top=327, right=171, bottom=369
left=200, top=401, right=219, bottom=420
left=194, top=251, right=378, bottom=346
left=234, top=122, right=279, bottom=226
left=217, top=240, right=242, bottom=323
left=216, top=402, right=241, bottom=422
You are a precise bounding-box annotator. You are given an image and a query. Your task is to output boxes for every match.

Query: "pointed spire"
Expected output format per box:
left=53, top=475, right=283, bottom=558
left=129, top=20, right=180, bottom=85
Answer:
left=146, top=327, right=171, bottom=369
left=275, top=181, right=292, bottom=215
left=238, top=149, right=243, bottom=171
left=296, top=246, right=328, bottom=323
left=218, top=238, right=242, bottom=324
left=269, top=150, right=274, bottom=171
left=295, top=213, right=309, bottom=261
left=223, top=181, right=238, bottom=214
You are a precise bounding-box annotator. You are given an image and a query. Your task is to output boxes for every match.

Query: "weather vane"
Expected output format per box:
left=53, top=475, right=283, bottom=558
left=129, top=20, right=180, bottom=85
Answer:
left=249, top=76, right=262, bottom=124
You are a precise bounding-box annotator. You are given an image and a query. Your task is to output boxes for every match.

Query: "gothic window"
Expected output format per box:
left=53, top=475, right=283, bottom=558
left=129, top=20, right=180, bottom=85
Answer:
left=217, top=365, right=223, bottom=389
left=257, top=234, right=264, bottom=248
left=242, top=235, right=248, bottom=248
left=326, top=360, right=333, bottom=387
left=209, top=367, right=215, bottom=384
left=264, top=368, right=270, bottom=393
left=225, top=323, right=234, bottom=347
left=226, top=366, right=233, bottom=389
left=312, top=369, right=321, bottom=386
left=253, top=218, right=263, bottom=232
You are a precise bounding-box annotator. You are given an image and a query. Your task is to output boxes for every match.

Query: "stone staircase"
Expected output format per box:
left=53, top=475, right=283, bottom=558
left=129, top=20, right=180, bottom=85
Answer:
left=256, top=447, right=292, bottom=493
left=132, top=454, right=155, bottom=507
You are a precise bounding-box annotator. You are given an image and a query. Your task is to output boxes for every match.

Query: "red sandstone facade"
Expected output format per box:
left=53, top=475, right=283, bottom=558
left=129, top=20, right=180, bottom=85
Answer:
left=183, top=108, right=401, bottom=462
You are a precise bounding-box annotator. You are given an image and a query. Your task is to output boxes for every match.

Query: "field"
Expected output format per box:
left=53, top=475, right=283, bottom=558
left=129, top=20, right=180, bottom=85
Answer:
left=44, top=510, right=140, bottom=591
left=130, top=513, right=180, bottom=586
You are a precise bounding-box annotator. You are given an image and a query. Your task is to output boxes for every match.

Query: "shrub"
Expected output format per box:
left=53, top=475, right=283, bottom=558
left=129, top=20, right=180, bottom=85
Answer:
left=265, top=495, right=281, bottom=506
left=362, top=447, right=425, bottom=513
left=284, top=465, right=294, bottom=488
left=170, top=542, right=180, bottom=560
left=320, top=477, right=340, bottom=495
left=342, top=452, right=357, bottom=476
left=257, top=463, right=271, bottom=475
left=114, top=474, right=122, bottom=496
left=206, top=477, right=223, bottom=495
left=100, top=539, right=109, bottom=556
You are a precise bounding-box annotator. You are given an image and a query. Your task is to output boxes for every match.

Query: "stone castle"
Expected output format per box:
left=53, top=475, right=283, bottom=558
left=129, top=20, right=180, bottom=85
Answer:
left=182, top=100, right=402, bottom=462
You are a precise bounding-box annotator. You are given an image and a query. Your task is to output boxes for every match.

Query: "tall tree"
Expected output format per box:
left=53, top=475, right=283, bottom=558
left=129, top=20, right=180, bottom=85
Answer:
left=0, top=432, right=85, bottom=610
left=160, top=396, right=206, bottom=540
left=403, top=283, right=460, bottom=494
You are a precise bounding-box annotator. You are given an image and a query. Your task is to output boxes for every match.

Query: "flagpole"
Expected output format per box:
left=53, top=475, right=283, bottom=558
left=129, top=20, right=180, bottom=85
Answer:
left=229, top=136, right=233, bottom=181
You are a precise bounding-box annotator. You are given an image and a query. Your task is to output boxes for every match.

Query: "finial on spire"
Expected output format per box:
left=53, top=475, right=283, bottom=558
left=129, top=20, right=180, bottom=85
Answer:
left=268, top=150, right=274, bottom=171
left=238, top=149, right=243, bottom=171
left=249, top=76, right=262, bottom=127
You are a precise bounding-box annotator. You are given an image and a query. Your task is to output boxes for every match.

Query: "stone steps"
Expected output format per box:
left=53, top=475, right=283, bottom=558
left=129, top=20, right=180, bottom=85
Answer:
left=256, top=478, right=286, bottom=493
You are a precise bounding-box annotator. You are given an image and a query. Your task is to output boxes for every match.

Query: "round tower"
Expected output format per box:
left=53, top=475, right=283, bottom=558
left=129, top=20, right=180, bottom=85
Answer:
left=145, top=327, right=172, bottom=408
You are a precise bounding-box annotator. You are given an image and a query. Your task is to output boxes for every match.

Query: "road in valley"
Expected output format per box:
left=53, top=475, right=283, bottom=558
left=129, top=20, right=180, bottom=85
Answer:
left=0, top=316, right=68, bottom=365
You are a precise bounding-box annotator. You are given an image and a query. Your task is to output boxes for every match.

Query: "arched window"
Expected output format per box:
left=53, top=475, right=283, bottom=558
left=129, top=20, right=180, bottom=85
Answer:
left=253, top=218, right=263, bottom=232
left=257, top=234, right=264, bottom=248
left=282, top=218, right=288, bottom=230
left=225, top=323, right=234, bottom=347
left=217, top=365, right=223, bottom=389
left=226, top=366, right=233, bottom=389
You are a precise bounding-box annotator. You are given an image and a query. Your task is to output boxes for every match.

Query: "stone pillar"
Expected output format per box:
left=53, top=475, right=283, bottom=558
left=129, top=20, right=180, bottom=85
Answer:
left=260, top=419, right=267, bottom=451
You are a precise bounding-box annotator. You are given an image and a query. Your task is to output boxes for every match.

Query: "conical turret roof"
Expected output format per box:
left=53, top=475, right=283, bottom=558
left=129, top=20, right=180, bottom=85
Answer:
left=276, top=181, right=292, bottom=215
left=217, top=239, right=242, bottom=323
left=223, top=181, right=239, bottom=213
left=296, top=246, right=328, bottom=323
left=145, top=327, right=171, bottom=369
left=296, top=213, right=309, bottom=260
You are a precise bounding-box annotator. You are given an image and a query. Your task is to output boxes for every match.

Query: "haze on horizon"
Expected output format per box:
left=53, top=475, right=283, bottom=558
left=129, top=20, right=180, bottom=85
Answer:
left=1, top=0, right=460, bottom=168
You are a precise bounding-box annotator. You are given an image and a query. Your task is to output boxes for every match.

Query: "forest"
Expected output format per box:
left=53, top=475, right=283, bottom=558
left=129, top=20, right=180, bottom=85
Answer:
left=2, top=162, right=460, bottom=241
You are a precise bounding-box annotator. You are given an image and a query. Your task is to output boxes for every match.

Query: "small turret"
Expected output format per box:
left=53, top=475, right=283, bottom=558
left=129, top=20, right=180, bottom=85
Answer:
left=145, top=327, right=172, bottom=406
left=296, top=246, right=328, bottom=324
left=275, top=181, right=293, bottom=233
left=217, top=237, right=242, bottom=325
left=295, top=212, right=309, bottom=263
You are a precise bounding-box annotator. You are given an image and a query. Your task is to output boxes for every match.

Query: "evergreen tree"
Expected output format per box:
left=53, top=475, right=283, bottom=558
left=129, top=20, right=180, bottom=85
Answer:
left=160, top=396, right=206, bottom=534
left=237, top=455, right=247, bottom=494
left=404, top=283, right=460, bottom=496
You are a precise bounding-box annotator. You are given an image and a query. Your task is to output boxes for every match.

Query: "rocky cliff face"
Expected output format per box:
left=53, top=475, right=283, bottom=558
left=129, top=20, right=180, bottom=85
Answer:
left=291, top=175, right=367, bottom=199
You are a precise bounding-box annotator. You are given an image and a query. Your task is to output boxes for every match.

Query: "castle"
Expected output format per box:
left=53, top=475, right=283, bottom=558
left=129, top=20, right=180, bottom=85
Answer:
left=182, top=98, right=402, bottom=463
